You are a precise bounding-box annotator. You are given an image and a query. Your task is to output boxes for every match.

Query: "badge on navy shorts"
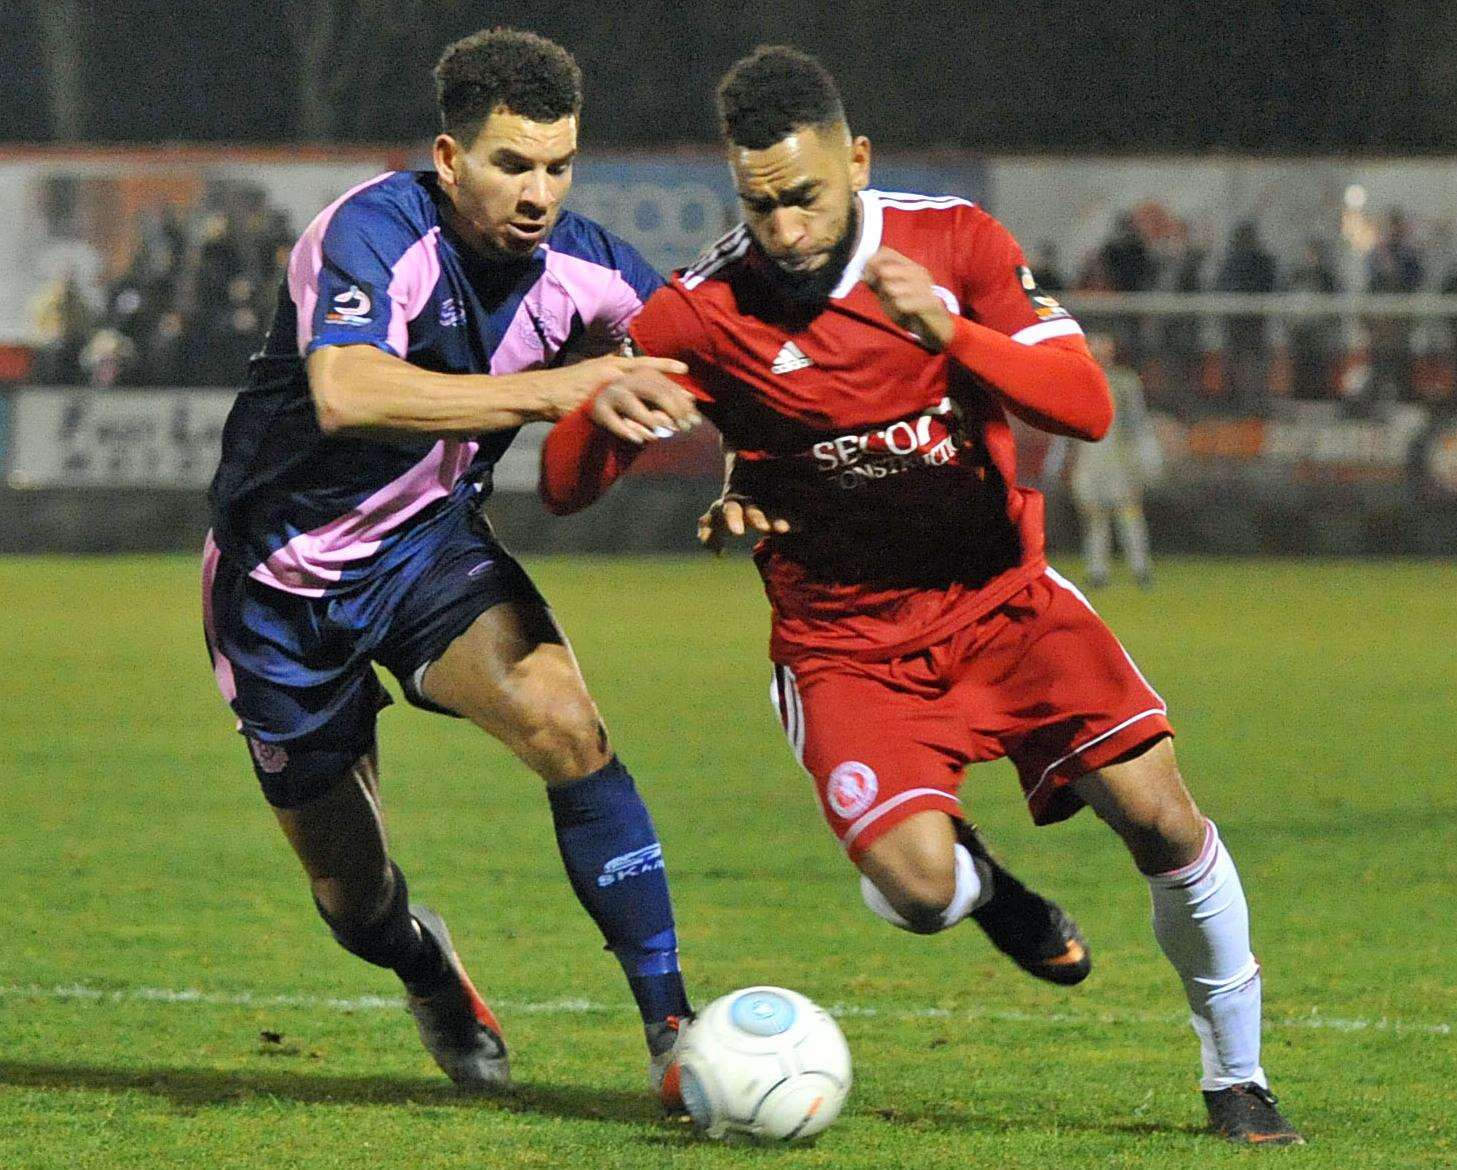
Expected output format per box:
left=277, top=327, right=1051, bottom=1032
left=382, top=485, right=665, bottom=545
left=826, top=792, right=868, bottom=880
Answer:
left=248, top=737, right=290, bottom=775
left=826, top=761, right=878, bottom=818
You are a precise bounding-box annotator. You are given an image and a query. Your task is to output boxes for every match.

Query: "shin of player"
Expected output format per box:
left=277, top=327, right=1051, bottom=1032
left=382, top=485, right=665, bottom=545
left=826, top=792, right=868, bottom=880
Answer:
left=1071, top=744, right=1265, bottom=1091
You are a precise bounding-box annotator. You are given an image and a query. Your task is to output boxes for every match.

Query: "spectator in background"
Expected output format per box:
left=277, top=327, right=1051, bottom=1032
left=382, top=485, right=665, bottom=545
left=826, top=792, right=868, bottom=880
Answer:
left=1075, top=246, right=1112, bottom=291
left=143, top=310, right=192, bottom=386
left=1283, top=238, right=1341, bottom=401
left=1441, top=260, right=1457, bottom=385
left=190, top=209, right=245, bottom=315
left=1044, top=332, right=1160, bottom=589
left=1155, top=220, right=1205, bottom=408
left=1100, top=212, right=1156, bottom=292
left=29, top=273, right=94, bottom=385
left=1365, top=209, right=1423, bottom=406
left=1097, top=212, right=1155, bottom=365
left=51, top=184, right=294, bottom=390
left=105, top=241, right=173, bottom=350
left=1215, top=219, right=1277, bottom=412
left=246, top=207, right=295, bottom=288
left=78, top=327, right=140, bottom=388
left=1028, top=239, right=1065, bottom=291
left=194, top=276, right=263, bottom=386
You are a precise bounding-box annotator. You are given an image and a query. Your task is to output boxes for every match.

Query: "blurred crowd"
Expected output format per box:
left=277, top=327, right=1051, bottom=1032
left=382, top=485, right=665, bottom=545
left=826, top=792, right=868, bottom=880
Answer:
left=25, top=188, right=1457, bottom=420
left=29, top=185, right=292, bottom=389
left=1030, top=207, right=1457, bottom=417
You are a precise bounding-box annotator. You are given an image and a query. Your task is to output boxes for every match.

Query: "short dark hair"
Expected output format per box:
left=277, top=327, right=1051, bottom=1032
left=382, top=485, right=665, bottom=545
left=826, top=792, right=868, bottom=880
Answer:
left=433, top=28, right=582, bottom=142
left=716, top=45, right=845, bottom=150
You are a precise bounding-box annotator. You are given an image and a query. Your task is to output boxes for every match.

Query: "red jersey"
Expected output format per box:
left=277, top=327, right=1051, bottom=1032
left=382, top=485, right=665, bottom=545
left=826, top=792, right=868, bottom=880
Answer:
left=544, top=189, right=1109, bottom=662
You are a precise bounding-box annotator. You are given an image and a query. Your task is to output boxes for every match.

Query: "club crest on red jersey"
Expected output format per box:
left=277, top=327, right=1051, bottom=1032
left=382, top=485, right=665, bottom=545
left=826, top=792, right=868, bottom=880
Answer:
left=826, top=761, right=879, bottom=819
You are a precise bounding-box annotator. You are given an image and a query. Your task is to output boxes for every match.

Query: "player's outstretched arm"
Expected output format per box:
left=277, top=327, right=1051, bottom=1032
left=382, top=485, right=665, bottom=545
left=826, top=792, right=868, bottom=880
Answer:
left=307, top=343, right=688, bottom=439
left=541, top=277, right=716, bottom=514
left=864, top=247, right=1112, bottom=441
left=538, top=374, right=701, bottom=514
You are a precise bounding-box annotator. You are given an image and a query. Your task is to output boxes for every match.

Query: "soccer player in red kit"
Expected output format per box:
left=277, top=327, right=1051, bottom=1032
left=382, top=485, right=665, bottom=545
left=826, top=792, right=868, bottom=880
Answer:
left=542, top=47, right=1301, bottom=1144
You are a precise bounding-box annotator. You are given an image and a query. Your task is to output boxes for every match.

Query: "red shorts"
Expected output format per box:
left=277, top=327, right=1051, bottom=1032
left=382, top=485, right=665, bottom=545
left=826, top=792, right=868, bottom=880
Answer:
left=770, top=568, right=1173, bottom=859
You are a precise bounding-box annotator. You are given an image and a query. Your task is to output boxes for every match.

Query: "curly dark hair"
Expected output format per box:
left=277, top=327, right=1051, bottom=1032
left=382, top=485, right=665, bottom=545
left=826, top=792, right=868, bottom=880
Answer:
left=715, top=45, right=845, bottom=150
left=433, top=27, right=582, bottom=142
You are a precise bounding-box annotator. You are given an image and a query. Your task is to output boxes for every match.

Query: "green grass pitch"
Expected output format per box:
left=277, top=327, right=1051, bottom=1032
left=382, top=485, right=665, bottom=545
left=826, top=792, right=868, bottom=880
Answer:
left=2, top=553, right=1453, bottom=1169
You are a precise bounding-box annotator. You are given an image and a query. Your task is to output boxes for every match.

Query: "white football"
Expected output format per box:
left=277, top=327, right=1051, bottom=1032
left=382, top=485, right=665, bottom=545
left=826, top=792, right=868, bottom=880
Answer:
left=676, top=986, right=852, bottom=1141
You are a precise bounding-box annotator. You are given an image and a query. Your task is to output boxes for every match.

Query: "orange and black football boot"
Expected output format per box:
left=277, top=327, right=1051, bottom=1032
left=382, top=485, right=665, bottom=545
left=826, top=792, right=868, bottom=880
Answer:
left=648, top=1013, right=693, bottom=1113
left=406, top=904, right=510, bottom=1091
left=957, top=821, right=1092, bottom=986
left=1204, top=1082, right=1305, bottom=1145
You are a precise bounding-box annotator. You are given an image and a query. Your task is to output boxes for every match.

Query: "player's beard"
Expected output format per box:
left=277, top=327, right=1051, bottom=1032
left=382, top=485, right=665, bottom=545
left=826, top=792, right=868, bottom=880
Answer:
left=763, top=201, right=861, bottom=313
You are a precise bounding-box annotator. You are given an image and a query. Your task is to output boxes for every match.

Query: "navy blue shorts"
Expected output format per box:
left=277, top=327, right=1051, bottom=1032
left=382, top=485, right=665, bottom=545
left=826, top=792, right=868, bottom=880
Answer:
left=203, top=505, right=545, bottom=808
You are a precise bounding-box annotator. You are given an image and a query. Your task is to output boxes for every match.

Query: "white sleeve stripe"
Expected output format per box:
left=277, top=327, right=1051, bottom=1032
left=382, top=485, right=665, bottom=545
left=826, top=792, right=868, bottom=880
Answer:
left=681, top=226, right=749, bottom=285
left=874, top=191, right=976, bottom=210
left=685, top=225, right=747, bottom=272
left=770, top=666, right=807, bottom=767
left=681, top=234, right=750, bottom=290
left=1011, top=318, right=1084, bottom=345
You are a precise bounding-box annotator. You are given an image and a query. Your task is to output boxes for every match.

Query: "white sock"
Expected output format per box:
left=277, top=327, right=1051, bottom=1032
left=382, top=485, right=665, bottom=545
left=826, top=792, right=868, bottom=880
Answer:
left=1146, top=819, right=1266, bottom=1091
left=861, top=843, right=990, bottom=932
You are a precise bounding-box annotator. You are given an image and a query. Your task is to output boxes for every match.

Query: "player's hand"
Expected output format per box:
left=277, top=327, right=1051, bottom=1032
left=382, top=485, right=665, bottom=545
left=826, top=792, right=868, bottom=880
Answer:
left=590, top=368, right=703, bottom=445
left=541, top=354, right=689, bottom=421
left=862, top=247, right=955, bottom=351
left=697, top=493, right=793, bottom=554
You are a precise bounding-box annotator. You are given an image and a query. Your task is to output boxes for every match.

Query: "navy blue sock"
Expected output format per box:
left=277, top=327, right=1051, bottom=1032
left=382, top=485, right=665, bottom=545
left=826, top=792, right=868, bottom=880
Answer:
left=546, top=757, right=691, bottom=1025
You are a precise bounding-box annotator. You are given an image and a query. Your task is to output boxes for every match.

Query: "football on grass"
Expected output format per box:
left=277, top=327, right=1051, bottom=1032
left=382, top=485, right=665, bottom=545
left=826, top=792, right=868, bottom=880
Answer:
left=676, top=986, right=852, bottom=1141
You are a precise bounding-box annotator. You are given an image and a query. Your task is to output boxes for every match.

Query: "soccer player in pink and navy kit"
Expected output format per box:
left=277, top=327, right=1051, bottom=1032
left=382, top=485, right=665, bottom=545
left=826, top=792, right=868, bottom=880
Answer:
left=203, top=28, right=699, bottom=1101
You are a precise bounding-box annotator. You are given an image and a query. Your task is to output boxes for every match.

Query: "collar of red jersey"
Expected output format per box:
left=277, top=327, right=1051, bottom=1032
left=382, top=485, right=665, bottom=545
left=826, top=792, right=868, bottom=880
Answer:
left=829, top=189, right=884, bottom=301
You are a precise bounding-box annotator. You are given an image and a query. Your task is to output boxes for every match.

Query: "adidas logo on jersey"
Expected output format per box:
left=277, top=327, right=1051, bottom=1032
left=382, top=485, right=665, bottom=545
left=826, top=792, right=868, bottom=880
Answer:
left=772, top=341, right=813, bottom=374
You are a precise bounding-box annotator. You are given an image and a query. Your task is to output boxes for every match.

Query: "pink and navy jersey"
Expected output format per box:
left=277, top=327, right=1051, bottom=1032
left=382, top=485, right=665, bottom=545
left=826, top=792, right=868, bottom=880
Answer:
left=208, top=170, right=660, bottom=596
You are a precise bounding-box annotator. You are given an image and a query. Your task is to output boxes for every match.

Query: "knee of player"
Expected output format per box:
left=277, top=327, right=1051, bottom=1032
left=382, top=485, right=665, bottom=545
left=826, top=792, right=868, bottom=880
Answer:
left=1148, top=816, right=1208, bottom=879
left=898, top=889, right=958, bottom=936
left=860, top=865, right=959, bottom=935
left=860, top=837, right=990, bottom=935
left=518, top=694, right=610, bottom=778
left=1121, top=786, right=1206, bottom=870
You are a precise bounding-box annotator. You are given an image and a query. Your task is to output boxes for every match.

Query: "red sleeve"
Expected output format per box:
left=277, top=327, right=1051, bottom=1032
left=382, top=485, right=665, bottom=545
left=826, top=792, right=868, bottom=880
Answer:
left=539, top=398, right=640, bottom=515
left=945, top=208, right=1111, bottom=440
left=539, top=281, right=715, bottom=515
left=943, top=324, right=1111, bottom=440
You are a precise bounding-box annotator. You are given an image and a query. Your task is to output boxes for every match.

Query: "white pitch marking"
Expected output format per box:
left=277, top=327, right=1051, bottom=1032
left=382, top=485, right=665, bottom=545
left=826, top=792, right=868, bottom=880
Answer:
left=0, top=983, right=1448, bottom=1037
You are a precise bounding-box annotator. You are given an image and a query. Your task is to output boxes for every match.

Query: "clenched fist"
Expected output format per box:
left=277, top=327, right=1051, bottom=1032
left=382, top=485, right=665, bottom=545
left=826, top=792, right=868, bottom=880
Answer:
left=862, top=247, right=955, bottom=351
